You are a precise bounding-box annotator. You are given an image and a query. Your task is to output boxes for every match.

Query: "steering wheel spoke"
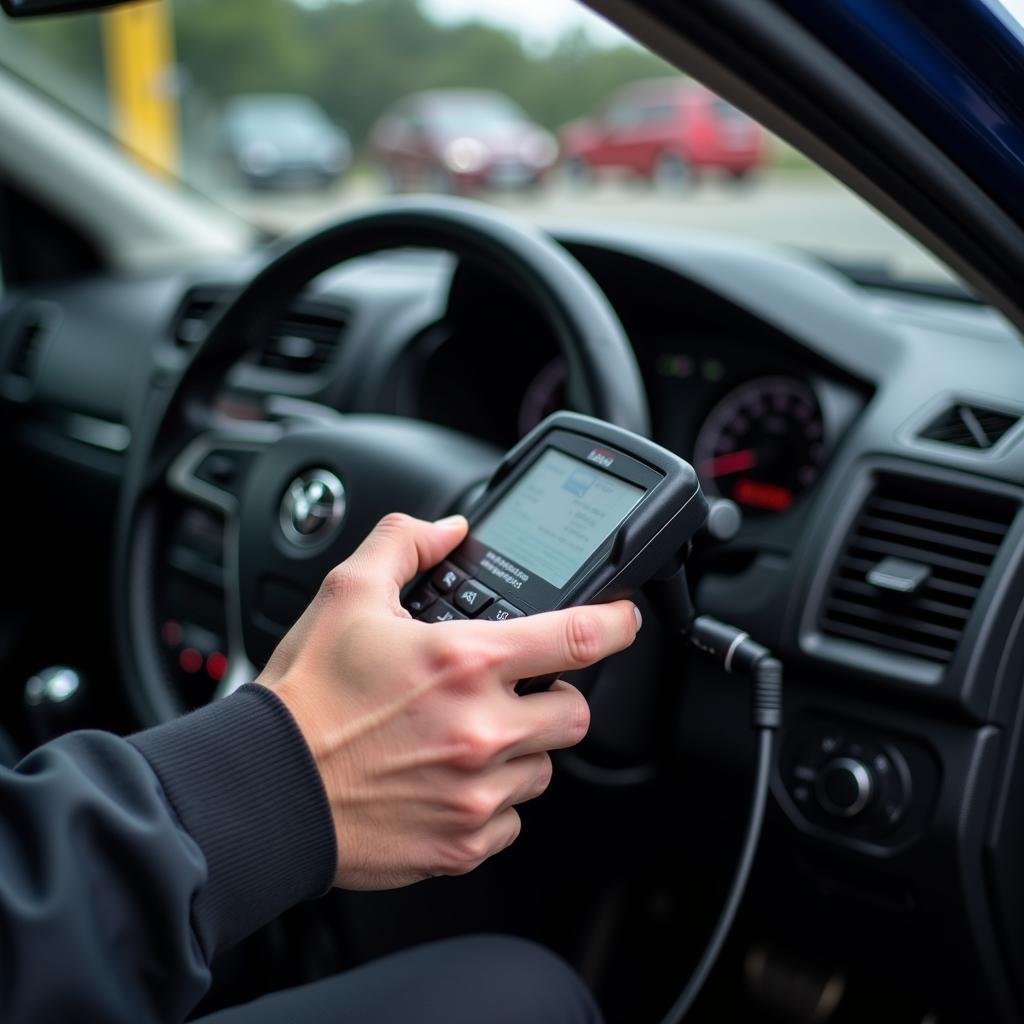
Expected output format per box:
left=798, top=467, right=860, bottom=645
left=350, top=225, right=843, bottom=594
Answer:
left=163, top=422, right=288, bottom=702
left=167, top=422, right=283, bottom=515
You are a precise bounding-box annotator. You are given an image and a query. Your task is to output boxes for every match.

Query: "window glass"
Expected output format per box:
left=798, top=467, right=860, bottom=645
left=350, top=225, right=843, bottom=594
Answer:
left=0, top=0, right=966, bottom=288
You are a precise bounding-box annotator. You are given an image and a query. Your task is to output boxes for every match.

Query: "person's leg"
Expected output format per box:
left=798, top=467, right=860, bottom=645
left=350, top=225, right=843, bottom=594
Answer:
left=196, top=934, right=601, bottom=1024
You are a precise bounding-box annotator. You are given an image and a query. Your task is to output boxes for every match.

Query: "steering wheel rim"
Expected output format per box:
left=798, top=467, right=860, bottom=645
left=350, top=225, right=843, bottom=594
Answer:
left=116, top=196, right=651, bottom=727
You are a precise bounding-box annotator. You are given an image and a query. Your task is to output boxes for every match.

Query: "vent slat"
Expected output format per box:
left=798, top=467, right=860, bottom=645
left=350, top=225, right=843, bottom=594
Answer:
left=918, top=402, right=1019, bottom=450
left=857, top=514, right=1001, bottom=559
left=820, top=476, right=1016, bottom=668
left=865, top=496, right=1008, bottom=538
left=838, top=557, right=980, bottom=601
left=831, top=579, right=971, bottom=622
left=823, top=597, right=963, bottom=642
left=820, top=618, right=956, bottom=663
left=846, top=536, right=990, bottom=578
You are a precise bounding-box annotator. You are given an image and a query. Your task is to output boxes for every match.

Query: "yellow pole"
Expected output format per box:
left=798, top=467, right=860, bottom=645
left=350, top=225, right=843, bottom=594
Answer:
left=102, top=0, right=179, bottom=179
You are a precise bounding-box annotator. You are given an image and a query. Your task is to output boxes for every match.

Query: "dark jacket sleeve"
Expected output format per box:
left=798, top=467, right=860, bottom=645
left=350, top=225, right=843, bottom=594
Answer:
left=0, top=684, right=336, bottom=1024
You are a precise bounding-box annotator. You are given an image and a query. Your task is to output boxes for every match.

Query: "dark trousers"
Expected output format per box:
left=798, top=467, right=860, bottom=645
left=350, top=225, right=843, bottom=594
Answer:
left=197, top=935, right=603, bottom=1024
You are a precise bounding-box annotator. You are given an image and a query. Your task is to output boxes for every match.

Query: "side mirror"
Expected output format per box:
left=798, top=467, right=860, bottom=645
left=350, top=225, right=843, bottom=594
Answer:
left=2, top=0, right=133, bottom=16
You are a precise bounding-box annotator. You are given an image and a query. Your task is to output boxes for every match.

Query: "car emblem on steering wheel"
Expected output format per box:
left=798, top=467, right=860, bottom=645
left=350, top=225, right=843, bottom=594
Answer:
left=279, top=470, right=346, bottom=548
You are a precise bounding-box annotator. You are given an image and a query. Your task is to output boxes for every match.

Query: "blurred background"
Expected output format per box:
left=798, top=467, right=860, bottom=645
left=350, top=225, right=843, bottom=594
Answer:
left=0, top=0, right=947, bottom=281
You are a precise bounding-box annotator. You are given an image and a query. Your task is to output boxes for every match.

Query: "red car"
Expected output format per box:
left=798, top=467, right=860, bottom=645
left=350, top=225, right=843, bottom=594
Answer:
left=371, top=89, right=558, bottom=194
left=560, top=79, right=767, bottom=187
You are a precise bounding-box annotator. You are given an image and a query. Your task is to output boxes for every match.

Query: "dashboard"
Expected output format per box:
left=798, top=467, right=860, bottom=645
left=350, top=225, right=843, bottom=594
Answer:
left=3, top=223, right=1024, bottom=1020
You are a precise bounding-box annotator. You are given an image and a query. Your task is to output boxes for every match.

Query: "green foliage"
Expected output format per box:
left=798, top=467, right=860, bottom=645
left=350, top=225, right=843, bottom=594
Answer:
left=175, top=0, right=312, bottom=98
left=0, top=0, right=675, bottom=151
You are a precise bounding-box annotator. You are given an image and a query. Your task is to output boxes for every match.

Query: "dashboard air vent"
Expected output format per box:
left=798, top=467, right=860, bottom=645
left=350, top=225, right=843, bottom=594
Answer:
left=171, top=288, right=229, bottom=349
left=255, top=305, right=348, bottom=374
left=170, top=290, right=346, bottom=375
left=9, top=305, right=54, bottom=381
left=918, top=402, right=1019, bottom=450
left=820, top=476, right=1016, bottom=666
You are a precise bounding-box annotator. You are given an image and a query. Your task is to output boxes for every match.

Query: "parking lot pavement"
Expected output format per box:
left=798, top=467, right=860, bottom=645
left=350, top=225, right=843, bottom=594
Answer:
left=213, top=169, right=950, bottom=282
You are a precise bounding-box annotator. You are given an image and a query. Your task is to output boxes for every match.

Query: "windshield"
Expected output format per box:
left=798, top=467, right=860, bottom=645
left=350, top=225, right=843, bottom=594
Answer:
left=0, top=0, right=965, bottom=290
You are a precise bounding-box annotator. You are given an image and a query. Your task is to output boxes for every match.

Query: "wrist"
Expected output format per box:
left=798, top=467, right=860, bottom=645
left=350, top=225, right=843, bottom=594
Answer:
left=130, top=685, right=338, bottom=951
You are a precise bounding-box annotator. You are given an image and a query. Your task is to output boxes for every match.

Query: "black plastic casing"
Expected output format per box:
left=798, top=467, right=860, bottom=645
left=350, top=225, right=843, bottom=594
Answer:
left=407, top=412, right=708, bottom=693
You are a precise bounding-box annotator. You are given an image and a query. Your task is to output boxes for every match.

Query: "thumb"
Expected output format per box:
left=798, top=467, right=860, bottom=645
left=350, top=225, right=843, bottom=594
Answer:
left=347, top=512, right=468, bottom=592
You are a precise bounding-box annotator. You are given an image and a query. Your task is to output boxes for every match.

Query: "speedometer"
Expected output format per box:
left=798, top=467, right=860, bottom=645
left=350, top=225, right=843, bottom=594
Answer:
left=692, top=375, right=824, bottom=513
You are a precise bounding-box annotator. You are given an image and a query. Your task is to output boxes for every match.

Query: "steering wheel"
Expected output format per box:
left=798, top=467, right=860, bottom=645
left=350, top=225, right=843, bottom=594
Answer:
left=115, top=197, right=650, bottom=727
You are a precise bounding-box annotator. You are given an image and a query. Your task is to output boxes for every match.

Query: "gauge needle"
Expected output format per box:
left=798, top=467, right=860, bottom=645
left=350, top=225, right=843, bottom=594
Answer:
left=701, top=449, right=758, bottom=478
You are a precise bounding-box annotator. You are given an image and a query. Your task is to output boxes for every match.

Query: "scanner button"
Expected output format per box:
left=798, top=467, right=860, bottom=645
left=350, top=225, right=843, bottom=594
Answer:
left=454, top=580, right=498, bottom=616
left=404, top=585, right=434, bottom=615
left=431, top=563, right=465, bottom=594
left=479, top=600, right=525, bottom=622
left=418, top=600, right=467, bottom=623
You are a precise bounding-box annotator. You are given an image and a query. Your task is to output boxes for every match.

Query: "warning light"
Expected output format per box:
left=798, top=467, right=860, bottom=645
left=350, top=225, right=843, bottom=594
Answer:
left=178, top=648, right=203, bottom=674
left=734, top=479, right=794, bottom=512
left=701, top=359, right=725, bottom=383
left=656, top=354, right=695, bottom=379
left=161, top=620, right=183, bottom=647
left=206, top=652, right=229, bottom=682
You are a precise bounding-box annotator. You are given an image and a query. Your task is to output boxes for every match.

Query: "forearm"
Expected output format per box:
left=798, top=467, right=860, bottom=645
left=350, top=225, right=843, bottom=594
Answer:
left=129, top=684, right=336, bottom=953
left=0, top=730, right=208, bottom=1023
left=0, top=686, right=336, bottom=1024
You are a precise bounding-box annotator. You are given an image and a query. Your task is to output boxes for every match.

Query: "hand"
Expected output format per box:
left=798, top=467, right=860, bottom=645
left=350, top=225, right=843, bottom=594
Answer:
left=258, top=512, right=641, bottom=890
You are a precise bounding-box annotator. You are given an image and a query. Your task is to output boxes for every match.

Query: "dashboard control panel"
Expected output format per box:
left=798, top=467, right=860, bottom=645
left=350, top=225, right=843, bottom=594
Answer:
left=779, top=716, right=938, bottom=848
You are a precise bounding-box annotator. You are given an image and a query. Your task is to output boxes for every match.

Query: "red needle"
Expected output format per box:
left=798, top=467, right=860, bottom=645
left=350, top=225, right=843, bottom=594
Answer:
left=701, top=448, right=758, bottom=478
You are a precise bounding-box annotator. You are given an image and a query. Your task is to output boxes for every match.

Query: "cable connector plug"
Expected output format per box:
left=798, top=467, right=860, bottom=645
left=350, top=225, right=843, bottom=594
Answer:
left=685, top=615, right=768, bottom=673
left=684, top=615, right=783, bottom=731
left=751, top=656, right=783, bottom=731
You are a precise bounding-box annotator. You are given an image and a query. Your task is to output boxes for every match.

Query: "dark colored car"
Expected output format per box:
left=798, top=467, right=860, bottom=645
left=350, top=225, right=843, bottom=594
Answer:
left=222, top=94, right=352, bottom=190
left=561, top=79, right=767, bottom=187
left=371, top=89, right=558, bottom=193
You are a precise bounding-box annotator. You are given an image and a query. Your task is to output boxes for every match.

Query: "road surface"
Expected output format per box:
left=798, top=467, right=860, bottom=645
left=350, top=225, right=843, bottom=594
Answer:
left=211, top=169, right=952, bottom=283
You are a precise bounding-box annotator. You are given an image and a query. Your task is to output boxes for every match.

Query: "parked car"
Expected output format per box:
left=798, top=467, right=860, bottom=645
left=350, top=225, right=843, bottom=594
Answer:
left=371, top=89, right=558, bottom=193
left=560, top=79, right=767, bottom=188
left=221, top=94, right=352, bottom=190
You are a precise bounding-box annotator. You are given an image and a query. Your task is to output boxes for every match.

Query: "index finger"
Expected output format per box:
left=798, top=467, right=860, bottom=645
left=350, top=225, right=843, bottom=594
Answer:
left=470, top=600, right=641, bottom=682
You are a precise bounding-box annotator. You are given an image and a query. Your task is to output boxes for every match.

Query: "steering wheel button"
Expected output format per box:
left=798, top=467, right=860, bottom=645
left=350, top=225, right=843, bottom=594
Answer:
left=195, top=449, right=258, bottom=498
left=454, top=579, right=497, bottom=616
left=479, top=600, right=525, bottom=622
left=431, top=563, right=465, bottom=594
left=418, top=600, right=467, bottom=623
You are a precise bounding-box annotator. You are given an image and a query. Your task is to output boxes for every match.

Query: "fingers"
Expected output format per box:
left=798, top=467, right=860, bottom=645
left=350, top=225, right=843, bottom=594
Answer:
left=473, top=600, right=641, bottom=682
left=442, top=807, right=522, bottom=876
left=500, top=681, right=591, bottom=757
left=488, top=752, right=554, bottom=814
left=344, top=513, right=468, bottom=592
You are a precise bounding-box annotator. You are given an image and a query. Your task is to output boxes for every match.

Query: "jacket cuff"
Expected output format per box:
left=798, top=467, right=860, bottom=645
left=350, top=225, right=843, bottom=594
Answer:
left=129, top=684, right=336, bottom=955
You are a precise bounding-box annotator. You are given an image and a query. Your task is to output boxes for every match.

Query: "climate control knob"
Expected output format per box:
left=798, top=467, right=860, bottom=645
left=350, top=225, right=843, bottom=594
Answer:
left=816, top=757, right=874, bottom=818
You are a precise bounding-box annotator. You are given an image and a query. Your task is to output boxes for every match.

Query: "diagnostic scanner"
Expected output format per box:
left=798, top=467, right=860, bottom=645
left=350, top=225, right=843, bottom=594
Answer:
left=403, top=411, right=708, bottom=693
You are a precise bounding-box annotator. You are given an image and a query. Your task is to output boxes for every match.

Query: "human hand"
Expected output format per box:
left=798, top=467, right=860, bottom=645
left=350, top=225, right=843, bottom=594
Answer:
left=258, top=512, right=641, bottom=890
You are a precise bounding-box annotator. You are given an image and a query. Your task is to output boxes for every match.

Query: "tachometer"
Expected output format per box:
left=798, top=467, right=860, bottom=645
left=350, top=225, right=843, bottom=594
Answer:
left=692, top=375, right=824, bottom=513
